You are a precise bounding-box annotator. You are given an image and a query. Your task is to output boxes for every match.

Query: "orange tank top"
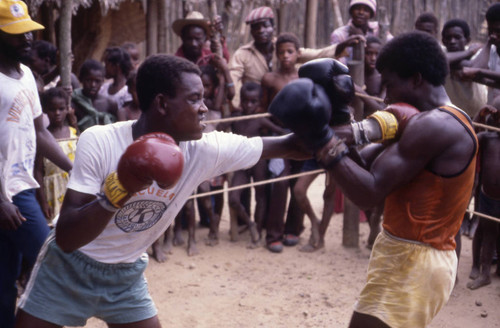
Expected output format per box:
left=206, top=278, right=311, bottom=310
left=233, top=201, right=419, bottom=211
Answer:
left=382, top=106, right=478, bottom=250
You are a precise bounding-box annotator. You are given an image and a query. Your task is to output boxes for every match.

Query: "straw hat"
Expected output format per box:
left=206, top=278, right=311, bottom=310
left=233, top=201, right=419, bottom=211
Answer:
left=172, top=11, right=210, bottom=37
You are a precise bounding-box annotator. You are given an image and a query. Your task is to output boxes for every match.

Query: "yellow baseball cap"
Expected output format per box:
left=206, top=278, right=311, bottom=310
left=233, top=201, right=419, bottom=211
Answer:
left=0, top=0, right=44, bottom=34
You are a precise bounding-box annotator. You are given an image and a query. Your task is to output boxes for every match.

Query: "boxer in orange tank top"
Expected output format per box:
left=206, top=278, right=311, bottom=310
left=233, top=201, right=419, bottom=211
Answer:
left=313, top=32, right=478, bottom=327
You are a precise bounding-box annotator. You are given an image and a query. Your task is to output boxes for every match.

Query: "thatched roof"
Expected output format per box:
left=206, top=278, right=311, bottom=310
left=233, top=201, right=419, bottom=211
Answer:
left=25, top=0, right=130, bottom=15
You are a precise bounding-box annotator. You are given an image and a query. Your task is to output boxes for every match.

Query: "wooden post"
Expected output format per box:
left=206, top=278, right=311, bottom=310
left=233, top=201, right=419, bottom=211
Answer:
left=343, top=40, right=365, bottom=248
left=58, top=0, right=72, bottom=89
left=158, top=0, right=167, bottom=53
left=277, top=1, right=287, bottom=36
left=378, top=6, right=389, bottom=44
left=330, top=0, right=344, bottom=29
left=305, top=0, right=318, bottom=48
left=207, top=0, right=223, bottom=57
left=146, top=0, right=158, bottom=56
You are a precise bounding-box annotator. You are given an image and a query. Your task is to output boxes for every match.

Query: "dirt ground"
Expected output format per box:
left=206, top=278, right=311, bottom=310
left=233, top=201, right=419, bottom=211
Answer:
left=85, top=177, right=500, bottom=328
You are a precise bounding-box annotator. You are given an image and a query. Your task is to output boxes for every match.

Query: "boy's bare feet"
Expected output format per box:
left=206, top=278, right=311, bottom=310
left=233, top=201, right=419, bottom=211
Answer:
left=188, top=240, right=200, bottom=256
left=469, top=267, right=480, bottom=280
left=299, top=243, right=317, bottom=252
left=152, top=241, right=168, bottom=263
left=205, top=232, right=219, bottom=246
left=163, top=238, right=173, bottom=255
left=466, top=274, right=491, bottom=290
left=249, top=222, right=260, bottom=244
left=173, top=230, right=185, bottom=246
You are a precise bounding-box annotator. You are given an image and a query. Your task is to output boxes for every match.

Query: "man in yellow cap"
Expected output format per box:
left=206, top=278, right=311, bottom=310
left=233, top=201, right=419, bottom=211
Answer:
left=0, top=1, right=72, bottom=327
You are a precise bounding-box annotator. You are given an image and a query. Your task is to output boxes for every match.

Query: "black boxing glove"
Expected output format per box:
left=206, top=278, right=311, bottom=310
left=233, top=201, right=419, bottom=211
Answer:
left=298, top=58, right=354, bottom=125
left=268, top=78, right=335, bottom=150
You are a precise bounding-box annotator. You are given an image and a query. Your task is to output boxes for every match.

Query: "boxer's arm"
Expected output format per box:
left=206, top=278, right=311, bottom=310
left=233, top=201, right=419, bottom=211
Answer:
left=260, top=134, right=313, bottom=161
left=319, top=113, right=452, bottom=209
left=56, top=189, right=114, bottom=252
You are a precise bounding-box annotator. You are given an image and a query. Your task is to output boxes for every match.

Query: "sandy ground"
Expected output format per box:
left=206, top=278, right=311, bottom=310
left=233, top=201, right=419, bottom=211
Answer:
left=84, top=177, right=500, bottom=328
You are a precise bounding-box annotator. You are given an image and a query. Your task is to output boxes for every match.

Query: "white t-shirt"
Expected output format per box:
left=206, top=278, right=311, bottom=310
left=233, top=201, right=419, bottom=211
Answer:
left=66, top=121, right=263, bottom=263
left=488, top=45, right=500, bottom=104
left=0, top=64, right=42, bottom=200
left=99, top=80, right=132, bottom=108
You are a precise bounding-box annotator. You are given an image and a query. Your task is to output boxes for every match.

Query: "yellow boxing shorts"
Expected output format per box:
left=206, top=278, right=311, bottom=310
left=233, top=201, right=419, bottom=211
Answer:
left=354, top=230, right=457, bottom=328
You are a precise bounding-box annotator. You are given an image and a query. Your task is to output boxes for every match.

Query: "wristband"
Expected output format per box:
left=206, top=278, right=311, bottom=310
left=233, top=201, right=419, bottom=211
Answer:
left=367, top=111, right=398, bottom=141
left=103, top=171, right=128, bottom=208
left=351, top=121, right=371, bottom=146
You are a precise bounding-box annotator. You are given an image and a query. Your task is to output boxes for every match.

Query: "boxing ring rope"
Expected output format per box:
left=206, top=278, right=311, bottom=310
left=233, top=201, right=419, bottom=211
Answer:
left=187, top=169, right=325, bottom=199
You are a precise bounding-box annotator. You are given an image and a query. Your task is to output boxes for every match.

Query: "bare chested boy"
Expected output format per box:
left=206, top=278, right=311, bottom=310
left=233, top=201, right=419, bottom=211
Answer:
left=225, top=82, right=286, bottom=247
left=261, top=33, right=303, bottom=252
left=467, top=103, right=500, bottom=290
left=71, top=59, right=118, bottom=132
left=261, top=33, right=300, bottom=107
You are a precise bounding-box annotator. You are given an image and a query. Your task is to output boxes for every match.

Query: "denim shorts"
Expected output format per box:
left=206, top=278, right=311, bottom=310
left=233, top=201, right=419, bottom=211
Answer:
left=18, top=233, right=157, bottom=326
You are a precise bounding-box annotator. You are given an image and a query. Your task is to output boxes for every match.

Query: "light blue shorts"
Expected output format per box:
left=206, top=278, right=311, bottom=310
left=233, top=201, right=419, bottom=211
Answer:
left=18, top=233, right=157, bottom=326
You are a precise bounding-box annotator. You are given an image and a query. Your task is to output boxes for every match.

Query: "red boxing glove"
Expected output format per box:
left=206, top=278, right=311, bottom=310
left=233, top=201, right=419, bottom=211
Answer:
left=118, top=133, right=184, bottom=191
left=103, top=133, right=184, bottom=209
left=383, top=103, right=420, bottom=138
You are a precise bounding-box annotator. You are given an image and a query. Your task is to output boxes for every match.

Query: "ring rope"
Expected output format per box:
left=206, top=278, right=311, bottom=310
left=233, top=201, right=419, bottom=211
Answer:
left=466, top=210, right=500, bottom=224
left=204, top=112, right=271, bottom=124
left=188, top=169, right=325, bottom=199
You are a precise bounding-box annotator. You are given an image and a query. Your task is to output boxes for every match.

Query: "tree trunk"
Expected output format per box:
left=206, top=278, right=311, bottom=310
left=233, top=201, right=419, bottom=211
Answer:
left=305, top=0, right=318, bottom=48
left=146, top=0, right=158, bottom=56
left=331, top=0, right=343, bottom=29
left=207, top=0, right=223, bottom=57
left=158, top=0, right=167, bottom=53
left=58, top=0, right=72, bottom=89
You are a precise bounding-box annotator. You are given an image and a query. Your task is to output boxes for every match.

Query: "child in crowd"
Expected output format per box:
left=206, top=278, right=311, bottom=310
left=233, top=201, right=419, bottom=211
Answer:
left=224, top=82, right=286, bottom=247
left=117, top=71, right=141, bottom=121
left=200, top=62, right=228, bottom=246
left=261, top=32, right=303, bottom=253
left=72, top=59, right=118, bottom=132
left=34, top=87, right=78, bottom=222
left=414, top=12, right=439, bottom=38
left=442, top=19, right=486, bottom=118
left=100, top=47, right=133, bottom=109
left=353, top=36, right=385, bottom=115
left=122, top=41, right=141, bottom=70
left=467, top=103, right=500, bottom=290
left=463, top=3, right=500, bottom=105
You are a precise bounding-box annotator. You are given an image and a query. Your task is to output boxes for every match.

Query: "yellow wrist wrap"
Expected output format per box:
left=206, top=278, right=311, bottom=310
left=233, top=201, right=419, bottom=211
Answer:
left=368, top=111, right=398, bottom=141
left=103, top=171, right=128, bottom=208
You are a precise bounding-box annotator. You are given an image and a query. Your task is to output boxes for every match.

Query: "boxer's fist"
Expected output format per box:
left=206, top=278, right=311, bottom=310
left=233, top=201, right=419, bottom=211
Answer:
left=103, top=133, right=184, bottom=208
left=298, top=58, right=354, bottom=125
left=383, top=103, right=419, bottom=138
left=269, top=78, right=334, bottom=150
